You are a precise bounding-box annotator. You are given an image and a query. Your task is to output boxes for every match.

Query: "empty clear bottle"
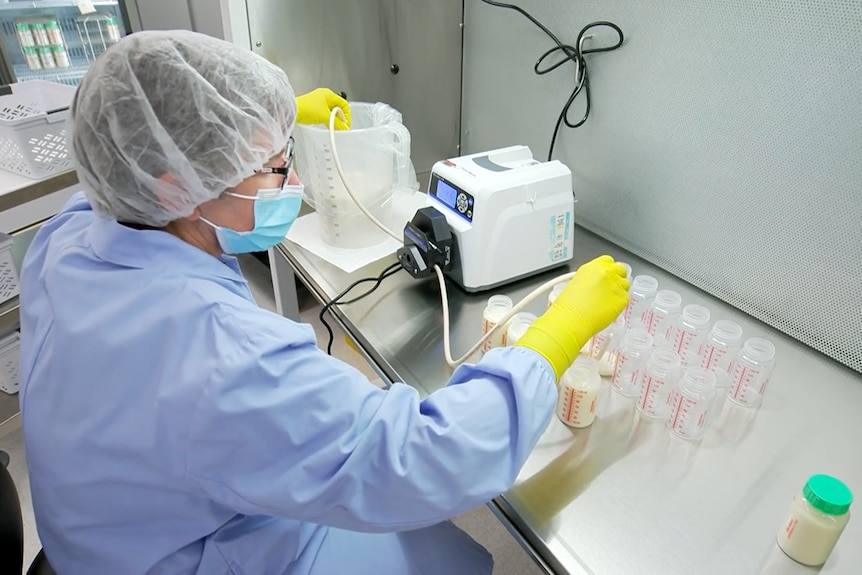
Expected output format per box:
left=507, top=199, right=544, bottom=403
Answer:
left=637, top=348, right=682, bottom=419
left=624, top=275, right=658, bottom=330
left=589, top=314, right=625, bottom=376
left=697, top=319, right=743, bottom=374
left=611, top=329, right=653, bottom=397
left=620, top=262, right=633, bottom=280
left=727, top=337, right=776, bottom=408
left=666, top=367, right=717, bottom=440
left=645, top=289, right=682, bottom=347
left=670, top=304, right=711, bottom=364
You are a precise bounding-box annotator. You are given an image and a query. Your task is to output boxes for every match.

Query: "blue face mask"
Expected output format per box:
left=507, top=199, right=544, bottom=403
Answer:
left=201, top=184, right=303, bottom=254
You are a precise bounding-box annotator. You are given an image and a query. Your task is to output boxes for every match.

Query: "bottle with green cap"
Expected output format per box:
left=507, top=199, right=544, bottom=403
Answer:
left=31, top=22, right=49, bottom=47
left=15, top=22, right=35, bottom=49
left=105, top=16, right=121, bottom=43
left=776, top=474, right=853, bottom=566
left=22, top=46, right=42, bottom=71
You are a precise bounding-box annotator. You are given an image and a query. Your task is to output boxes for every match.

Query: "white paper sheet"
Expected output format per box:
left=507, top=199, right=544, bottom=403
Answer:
left=286, top=191, right=429, bottom=273
left=286, top=213, right=401, bottom=273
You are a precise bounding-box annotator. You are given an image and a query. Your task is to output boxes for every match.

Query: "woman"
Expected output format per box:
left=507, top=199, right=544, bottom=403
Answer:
left=19, top=30, right=629, bottom=574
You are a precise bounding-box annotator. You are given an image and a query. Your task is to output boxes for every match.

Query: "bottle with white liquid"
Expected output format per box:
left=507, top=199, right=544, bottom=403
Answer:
left=482, top=295, right=513, bottom=352
left=504, top=312, right=537, bottom=346
left=15, top=22, right=36, bottom=49
left=776, top=474, right=852, bottom=567
left=557, top=358, right=601, bottom=428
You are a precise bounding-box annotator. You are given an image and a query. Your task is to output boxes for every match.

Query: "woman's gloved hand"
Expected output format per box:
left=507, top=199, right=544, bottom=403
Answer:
left=295, top=88, right=351, bottom=130
left=516, top=255, right=630, bottom=380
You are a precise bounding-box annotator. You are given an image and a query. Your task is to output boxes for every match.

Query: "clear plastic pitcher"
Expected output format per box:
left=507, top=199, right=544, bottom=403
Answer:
left=293, top=102, right=415, bottom=248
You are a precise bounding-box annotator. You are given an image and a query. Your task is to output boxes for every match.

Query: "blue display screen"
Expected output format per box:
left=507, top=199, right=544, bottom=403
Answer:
left=436, top=179, right=458, bottom=208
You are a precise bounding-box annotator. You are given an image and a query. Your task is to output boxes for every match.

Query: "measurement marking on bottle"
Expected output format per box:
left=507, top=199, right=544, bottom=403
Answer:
left=669, top=392, right=683, bottom=429
left=565, top=388, right=576, bottom=421
left=640, top=376, right=654, bottom=411
left=612, top=353, right=628, bottom=386
left=731, top=366, right=749, bottom=399
left=785, top=517, right=798, bottom=538
left=645, top=311, right=656, bottom=334
left=624, top=296, right=640, bottom=325
left=675, top=330, right=693, bottom=355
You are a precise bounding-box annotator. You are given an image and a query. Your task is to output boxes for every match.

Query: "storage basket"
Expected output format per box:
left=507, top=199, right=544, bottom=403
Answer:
left=0, top=332, right=20, bottom=395
left=0, top=233, right=19, bottom=305
left=0, top=79, right=77, bottom=179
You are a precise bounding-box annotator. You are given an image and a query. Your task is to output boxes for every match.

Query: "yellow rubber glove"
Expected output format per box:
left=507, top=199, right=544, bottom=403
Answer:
left=295, top=88, right=351, bottom=130
left=517, top=255, right=630, bottom=380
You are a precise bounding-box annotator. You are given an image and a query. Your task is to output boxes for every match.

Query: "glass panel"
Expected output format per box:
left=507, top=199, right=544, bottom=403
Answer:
left=0, top=1, right=126, bottom=86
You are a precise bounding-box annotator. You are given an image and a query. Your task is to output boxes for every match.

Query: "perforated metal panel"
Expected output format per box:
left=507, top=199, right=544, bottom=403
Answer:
left=463, top=0, right=862, bottom=373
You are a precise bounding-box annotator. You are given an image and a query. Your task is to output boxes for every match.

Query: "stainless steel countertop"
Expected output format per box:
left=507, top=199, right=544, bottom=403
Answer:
left=277, top=227, right=862, bottom=575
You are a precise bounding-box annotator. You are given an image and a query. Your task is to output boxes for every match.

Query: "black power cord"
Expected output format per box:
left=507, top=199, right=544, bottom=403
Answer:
left=478, top=0, right=624, bottom=161
left=319, top=262, right=404, bottom=355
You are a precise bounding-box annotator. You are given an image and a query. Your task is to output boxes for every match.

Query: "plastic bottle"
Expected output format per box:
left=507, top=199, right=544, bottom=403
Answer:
left=52, top=45, right=71, bottom=68
left=644, top=289, right=682, bottom=347
left=637, top=348, right=682, bottom=419
left=23, top=46, right=41, bottom=70
left=776, top=475, right=853, bottom=567
left=45, top=20, right=64, bottom=45
left=547, top=283, right=565, bottom=309
left=504, top=312, right=536, bottom=346
left=727, top=337, right=776, bottom=408
left=482, top=295, right=513, bottom=352
left=589, top=314, right=625, bottom=376
left=106, top=16, right=121, bottom=43
left=697, top=319, right=743, bottom=374
left=619, top=262, right=633, bottom=283
left=666, top=367, right=716, bottom=440
left=15, top=22, right=35, bottom=49
left=611, top=329, right=653, bottom=397
left=670, top=304, right=711, bottom=363
left=31, top=22, right=49, bottom=46
left=623, top=275, right=658, bottom=330
left=696, top=319, right=743, bottom=419
left=557, top=358, right=601, bottom=428
left=37, top=46, right=55, bottom=69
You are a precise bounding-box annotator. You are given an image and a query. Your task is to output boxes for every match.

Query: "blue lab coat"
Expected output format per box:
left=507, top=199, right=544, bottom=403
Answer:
left=18, top=193, right=558, bottom=574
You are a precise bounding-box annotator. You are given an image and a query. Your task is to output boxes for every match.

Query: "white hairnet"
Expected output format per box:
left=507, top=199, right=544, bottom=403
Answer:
left=70, top=30, right=296, bottom=226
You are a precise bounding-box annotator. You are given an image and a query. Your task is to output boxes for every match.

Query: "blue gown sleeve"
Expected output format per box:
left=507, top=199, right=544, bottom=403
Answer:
left=185, top=302, right=557, bottom=533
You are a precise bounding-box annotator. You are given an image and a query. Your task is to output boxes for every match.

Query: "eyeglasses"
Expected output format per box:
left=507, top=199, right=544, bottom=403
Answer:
left=253, top=137, right=295, bottom=187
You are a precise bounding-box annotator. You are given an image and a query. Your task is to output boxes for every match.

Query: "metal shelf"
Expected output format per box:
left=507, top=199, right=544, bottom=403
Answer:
left=0, top=1, right=119, bottom=12
left=0, top=392, right=19, bottom=430
left=0, top=296, right=18, bottom=336
left=13, top=59, right=88, bottom=85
